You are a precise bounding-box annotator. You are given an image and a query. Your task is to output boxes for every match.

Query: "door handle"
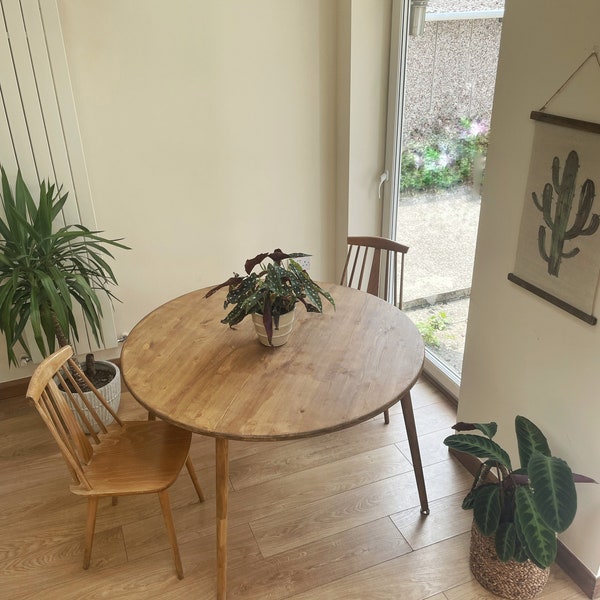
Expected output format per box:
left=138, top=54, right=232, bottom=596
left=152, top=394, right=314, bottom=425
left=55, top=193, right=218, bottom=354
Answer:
left=378, top=170, right=389, bottom=200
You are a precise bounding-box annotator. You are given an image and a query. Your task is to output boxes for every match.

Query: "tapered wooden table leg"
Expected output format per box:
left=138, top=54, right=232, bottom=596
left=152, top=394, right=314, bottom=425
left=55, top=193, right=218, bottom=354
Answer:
left=216, top=437, right=229, bottom=600
left=400, top=392, right=430, bottom=515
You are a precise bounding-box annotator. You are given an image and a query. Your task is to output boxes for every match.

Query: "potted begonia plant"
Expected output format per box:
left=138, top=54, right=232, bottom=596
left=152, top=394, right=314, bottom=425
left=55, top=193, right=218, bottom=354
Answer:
left=206, top=249, right=334, bottom=346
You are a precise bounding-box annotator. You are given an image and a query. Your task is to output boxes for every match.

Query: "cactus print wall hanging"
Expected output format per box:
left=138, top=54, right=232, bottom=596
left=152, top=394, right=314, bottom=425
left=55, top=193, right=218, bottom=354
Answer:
left=509, top=112, right=600, bottom=325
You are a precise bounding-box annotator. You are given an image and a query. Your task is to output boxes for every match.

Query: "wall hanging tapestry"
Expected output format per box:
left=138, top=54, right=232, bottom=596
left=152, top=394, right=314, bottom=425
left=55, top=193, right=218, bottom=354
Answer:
left=509, top=52, right=600, bottom=325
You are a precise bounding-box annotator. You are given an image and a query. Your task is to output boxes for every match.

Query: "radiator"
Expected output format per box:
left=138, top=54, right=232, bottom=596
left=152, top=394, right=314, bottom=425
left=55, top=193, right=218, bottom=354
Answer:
left=0, top=0, right=117, bottom=363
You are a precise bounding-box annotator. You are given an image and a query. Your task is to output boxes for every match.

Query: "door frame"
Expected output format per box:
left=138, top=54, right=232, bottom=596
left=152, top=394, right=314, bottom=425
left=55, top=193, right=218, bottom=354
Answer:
left=381, top=0, right=460, bottom=400
left=381, top=0, right=408, bottom=242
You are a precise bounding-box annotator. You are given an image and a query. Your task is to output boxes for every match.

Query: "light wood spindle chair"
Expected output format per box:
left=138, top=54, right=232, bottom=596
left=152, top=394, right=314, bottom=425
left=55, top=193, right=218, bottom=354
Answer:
left=340, top=236, right=408, bottom=425
left=25, top=345, right=205, bottom=579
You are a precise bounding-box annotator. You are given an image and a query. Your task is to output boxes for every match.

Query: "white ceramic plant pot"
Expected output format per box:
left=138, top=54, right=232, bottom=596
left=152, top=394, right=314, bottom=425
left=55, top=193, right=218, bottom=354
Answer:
left=252, top=309, right=296, bottom=347
left=63, top=360, right=121, bottom=433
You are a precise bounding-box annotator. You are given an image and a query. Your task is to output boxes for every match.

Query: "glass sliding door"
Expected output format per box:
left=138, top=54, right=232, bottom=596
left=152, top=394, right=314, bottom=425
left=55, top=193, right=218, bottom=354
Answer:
left=383, top=0, right=504, bottom=396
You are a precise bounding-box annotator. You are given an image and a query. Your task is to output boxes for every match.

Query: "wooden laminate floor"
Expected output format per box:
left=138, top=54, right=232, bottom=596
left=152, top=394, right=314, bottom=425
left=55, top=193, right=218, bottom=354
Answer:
left=0, top=377, right=588, bottom=599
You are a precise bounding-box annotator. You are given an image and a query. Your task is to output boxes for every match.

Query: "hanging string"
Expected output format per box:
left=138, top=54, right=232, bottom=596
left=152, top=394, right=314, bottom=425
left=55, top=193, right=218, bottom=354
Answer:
left=538, top=50, right=600, bottom=112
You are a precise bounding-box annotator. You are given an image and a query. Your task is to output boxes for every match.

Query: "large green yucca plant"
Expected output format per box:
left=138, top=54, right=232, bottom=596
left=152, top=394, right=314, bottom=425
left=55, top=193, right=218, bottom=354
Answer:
left=0, top=167, right=129, bottom=368
left=444, top=416, right=596, bottom=569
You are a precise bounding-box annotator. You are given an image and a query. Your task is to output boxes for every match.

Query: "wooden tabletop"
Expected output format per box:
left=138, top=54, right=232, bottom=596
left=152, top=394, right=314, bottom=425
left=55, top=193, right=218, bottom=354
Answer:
left=121, top=283, right=424, bottom=441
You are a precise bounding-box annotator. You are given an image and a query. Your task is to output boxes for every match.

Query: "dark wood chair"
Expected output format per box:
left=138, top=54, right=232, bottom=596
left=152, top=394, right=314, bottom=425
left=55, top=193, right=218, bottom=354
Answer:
left=341, top=236, right=410, bottom=421
left=25, top=345, right=205, bottom=578
left=341, top=235, right=409, bottom=312
left=341, top=236, right=429, bottom=515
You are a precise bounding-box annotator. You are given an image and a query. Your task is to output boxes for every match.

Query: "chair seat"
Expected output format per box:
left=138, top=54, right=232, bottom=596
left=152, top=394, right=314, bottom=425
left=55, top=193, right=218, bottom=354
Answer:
left=71, top=420, right=192, bottom=496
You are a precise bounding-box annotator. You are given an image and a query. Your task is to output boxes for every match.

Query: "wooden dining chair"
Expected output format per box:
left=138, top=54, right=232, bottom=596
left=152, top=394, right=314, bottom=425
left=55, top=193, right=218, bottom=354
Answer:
left=341, top=235, right=409, bottom=424
left=341, top=236, right=430, bottom=515
left=341, top=235, right=409, bottom=311
left=25, top=345, right=205, bottom=579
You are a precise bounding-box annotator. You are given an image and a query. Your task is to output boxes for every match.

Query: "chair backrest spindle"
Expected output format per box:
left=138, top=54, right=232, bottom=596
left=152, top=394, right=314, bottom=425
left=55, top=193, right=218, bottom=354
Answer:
left=26, top=345, right=120, bottom=490
left=66, top=357, right=123, bottom=429
left=55, top=368, right=101, bottom=441
left=341, top=236, right=409, bottom=309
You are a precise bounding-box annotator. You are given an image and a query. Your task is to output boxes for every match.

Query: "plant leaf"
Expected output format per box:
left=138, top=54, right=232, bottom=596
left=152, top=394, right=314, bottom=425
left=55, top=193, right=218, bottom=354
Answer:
left=472, top=484, right=501, bottom=535
left=515, top=415, right=551, bottom=469
left=495, top=522, right=516, bottom=562
left=262, top=295, right=274, bottom=345
left=515, top=485, right=557, bottom=568
left=528, top=452, right=577, bottom=532
left=513, top=539, right=529, bottom=563
left=461, top=490, right=475, bottom=510
left=452, top=421, right=497, bottom=438
left=443, top=433, right=512, bottom=471
left=0, top=169, right=128, bottom=364
left=572, top=473, right=597, bottom=484
left=244, top=252, right=270, bottom=274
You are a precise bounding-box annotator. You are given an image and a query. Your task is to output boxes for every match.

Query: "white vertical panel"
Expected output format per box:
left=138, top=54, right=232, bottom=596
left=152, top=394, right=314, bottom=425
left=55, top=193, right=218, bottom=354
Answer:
left=0, top=0, right=118, bottom=362
left=36, top=0, right=118, bottom=353
left=0, top=5, right=35, bottom=181
left=3, top=0, right=53, bottom=180
left=18, top=1, right=76, bottom=221
left=0, top=98, right=18, bottom=178
left=38, top=0, right=96, bottom=227
left=0, top=17, right=18, bottom=181
left=37, top=0, right=115, bottom=355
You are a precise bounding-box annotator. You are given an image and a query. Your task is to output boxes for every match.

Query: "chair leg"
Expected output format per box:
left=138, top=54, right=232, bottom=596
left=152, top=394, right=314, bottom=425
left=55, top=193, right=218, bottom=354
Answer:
left=158, top=490, right=184, bottom=579
left=383, top=409, right=390, bottom=424
left=186, top=456, right=205, bottom=502
left=400, top=392, right=430, bottom=515
left=83, top=497, right=99, bottom=569
left=112, top=496, right=118, bottom=506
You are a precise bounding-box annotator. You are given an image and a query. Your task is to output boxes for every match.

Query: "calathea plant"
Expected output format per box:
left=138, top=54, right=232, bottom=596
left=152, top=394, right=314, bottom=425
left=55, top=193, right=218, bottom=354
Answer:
left=0, top=167, right=129, bottom=385
left=206, top=249, right=334, bottom=345
left=444, top=416, right=596, bottom=569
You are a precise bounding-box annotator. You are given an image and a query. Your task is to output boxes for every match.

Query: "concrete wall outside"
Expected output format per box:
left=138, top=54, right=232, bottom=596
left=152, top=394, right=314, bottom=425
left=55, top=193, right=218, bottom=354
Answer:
left=404, top=16, right=502, bottom=137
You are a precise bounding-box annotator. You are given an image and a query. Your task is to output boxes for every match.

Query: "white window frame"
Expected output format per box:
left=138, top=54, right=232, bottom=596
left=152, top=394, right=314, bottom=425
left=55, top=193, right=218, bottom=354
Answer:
left=382, top=0, right=460, bottom=400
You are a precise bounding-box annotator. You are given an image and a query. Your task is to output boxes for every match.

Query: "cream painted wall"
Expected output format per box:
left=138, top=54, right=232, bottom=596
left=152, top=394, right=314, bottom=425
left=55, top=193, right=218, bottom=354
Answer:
left=56, top=0, right=337, bottom=334
left=0, top=1, right=392, bottom=381
left=347, top=1, right=391, bottom=238
left=336, top=2, right=351, bottom=273
left=336, top=0, right=392, bottom=273
left=460, top=0, right=600, bottom=576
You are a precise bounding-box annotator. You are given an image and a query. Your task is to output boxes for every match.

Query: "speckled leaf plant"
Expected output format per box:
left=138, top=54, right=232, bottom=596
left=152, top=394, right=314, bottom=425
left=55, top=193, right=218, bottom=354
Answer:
left=444, top=416, right=596, bottom=569
left=206, top=249, right=334, bottom=345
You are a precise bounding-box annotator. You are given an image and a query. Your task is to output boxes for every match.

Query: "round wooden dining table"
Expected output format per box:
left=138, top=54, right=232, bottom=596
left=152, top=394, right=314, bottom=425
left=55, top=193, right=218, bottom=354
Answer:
left=121, top=283, right=428, bottom=599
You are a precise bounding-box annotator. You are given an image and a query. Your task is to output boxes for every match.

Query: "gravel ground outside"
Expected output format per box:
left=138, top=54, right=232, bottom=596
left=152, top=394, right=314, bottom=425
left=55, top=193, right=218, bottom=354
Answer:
left=397, top=186, right=481, bottom=375
left=394, top=0, right=501, bottom=374
left=404, top=296, right=470, bottom=375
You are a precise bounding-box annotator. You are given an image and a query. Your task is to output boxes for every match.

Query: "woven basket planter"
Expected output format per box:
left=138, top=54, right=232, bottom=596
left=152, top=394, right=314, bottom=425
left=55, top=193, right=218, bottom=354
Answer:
left=470, top=522, right=550, bottom=600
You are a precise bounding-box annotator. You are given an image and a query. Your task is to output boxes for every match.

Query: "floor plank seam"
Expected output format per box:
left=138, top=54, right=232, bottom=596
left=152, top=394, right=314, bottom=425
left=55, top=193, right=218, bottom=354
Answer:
left=2, top=377, right=590, bottom=599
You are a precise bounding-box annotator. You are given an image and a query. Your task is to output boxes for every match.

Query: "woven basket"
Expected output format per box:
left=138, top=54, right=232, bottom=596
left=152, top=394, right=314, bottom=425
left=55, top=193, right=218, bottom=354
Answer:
left=470, top=522, right=550, bottom=600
